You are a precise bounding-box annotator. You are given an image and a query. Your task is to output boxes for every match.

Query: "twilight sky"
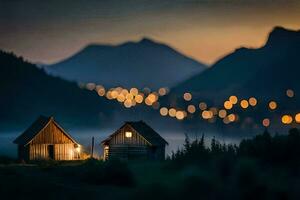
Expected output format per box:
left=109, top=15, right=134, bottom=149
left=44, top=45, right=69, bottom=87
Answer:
left=0, top=0, right=300, bottom=65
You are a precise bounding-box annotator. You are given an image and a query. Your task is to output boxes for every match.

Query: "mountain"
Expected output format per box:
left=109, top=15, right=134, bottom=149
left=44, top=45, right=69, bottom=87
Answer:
left=0, top=51, right=117, bottom=130
left=171, top=27, right=300, bottom=104
left=164, top=27, right=300, bottom=134
left=45, top=38, right=206, bottom=89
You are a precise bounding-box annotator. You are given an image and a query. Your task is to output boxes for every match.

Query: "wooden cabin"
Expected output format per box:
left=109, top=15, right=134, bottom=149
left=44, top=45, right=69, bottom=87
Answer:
left=14, top=116, right=81, bottom=161
left=101, top=121, right=168, bottom=161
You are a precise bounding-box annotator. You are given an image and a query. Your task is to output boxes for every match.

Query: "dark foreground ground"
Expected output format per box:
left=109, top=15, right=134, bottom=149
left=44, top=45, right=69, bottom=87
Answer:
left=1, top=128, right=300, bottom=200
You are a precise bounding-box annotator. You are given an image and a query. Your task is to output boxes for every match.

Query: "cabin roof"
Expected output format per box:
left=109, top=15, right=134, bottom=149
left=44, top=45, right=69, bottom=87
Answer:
left=13, top=115, right=78, bottom=146
left=101, top=121, right=168, bottom=146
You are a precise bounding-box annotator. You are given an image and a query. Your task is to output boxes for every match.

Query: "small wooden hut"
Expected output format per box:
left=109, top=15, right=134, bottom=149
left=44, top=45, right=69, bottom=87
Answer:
left=101, top=121, right=168, bottom=161
left=14, top=116, right=81, bottom=161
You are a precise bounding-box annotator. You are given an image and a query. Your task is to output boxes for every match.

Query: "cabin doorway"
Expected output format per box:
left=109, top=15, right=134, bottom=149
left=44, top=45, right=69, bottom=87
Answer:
left=48, top=145, right=55, bottom=159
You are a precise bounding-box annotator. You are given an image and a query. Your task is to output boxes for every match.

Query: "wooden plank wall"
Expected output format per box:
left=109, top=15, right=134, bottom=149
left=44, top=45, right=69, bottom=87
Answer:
left=27, top=121, right=79, bottom=160
left=29, top=144, right=78, bottom=160
left=30, top=121, right=73, bottom=144
left=109, top=125, right=149, bottom=146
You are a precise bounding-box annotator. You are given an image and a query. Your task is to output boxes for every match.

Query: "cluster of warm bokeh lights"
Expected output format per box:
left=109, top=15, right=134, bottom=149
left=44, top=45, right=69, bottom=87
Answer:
left=81, top=83, right=299, bottom=128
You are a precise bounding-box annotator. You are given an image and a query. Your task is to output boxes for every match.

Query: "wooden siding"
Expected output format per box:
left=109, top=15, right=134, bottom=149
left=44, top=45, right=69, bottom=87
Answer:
left=104, top=124, right=166, bottom=161
left=29, top=121, right=73, bottom=145
left=28, top=144, right=79, bottom=160
left=26, top=121, right=79, bottom=161
left=108, top=124, right=149, bottom=146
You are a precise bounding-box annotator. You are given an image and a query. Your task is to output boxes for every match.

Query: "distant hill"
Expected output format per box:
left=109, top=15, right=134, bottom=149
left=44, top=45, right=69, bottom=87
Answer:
left=45, top=38, right=206, bottom=89
left=165, top=27, right=300, bottom=133
left=171, top=27, right=300, bottom=104
left=0, top=51, right=117, bottom=130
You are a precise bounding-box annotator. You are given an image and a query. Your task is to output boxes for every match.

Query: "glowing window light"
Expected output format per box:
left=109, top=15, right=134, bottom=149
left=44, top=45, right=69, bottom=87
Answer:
left=183, top=93, right=192, bottom=101
left=187, top=105, right=196, bottom=114
left=295, top=113, right=300, bottom=123
left=224, top=101, right=233, bottom=110
left=168, top=108, right=177, bottom=117
left=229, top=96, right=238, bottom=104
left=281, top=115, right=293, bottom=124
left=218, top=109, right=227, bottom=118
left=175, top=111, right=185, bottom=120
left=268, top=101, right=277, bottom=110
left=286, top=89, right=294, bottom=98
left=130, top=88, right=139, bottom=96
left=202, top=110, right=213, bottom=119
left=248, top=97, right=257, bottom=106
left=240, top=100, right=249, bottom=109
left=160, top=107, right=168, bottom=116
left=199, top=102, right=207, bottom=110
left=262, top=118, right=270, bottom=127
left=135, top=94, right=144, bottom=104
left=125, top=131, right=132, bottom=138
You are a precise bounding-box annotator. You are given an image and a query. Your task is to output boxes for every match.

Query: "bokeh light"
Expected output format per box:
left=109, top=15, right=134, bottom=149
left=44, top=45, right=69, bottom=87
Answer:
left=176, top=111, right=185, bottom=120
left=218, top=109, right=227, bottom=118
left=240, top=100, right=249, bottom=109
left=160, top=107, right=168, bottom=116
left=248, top=97, right=257, bottom=107
left=187, top=105, right=196, bottom=114
left=281, top=115, right=293, bottom=124
left=268, top=101, right=277, bottom=110
left=224, top=101, right=233, bottom=110
left=199, top=102, right=207, bottom=110
left=262, top=118, right=270, bottom=127
left=295, top=113, right=300, bottom=123
left=286, top=89, right=294, bottom=98
left=229, top=95, right=238, bottom=104
left=183, top=92, right=192, bottom=101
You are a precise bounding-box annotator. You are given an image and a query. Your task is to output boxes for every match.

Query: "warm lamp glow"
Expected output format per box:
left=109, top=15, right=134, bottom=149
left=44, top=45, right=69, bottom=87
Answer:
left=125, top=131, right=132, bottom=138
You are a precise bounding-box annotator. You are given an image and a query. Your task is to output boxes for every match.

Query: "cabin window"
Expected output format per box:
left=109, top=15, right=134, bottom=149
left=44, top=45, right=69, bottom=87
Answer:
left=125, top=131, right=132, bottom=138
